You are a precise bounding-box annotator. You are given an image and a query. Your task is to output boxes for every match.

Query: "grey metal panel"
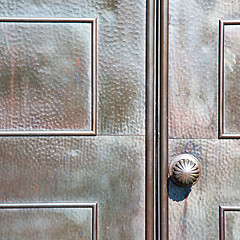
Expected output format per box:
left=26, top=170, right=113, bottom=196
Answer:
left=220, top=22, right=240, bottom=137
left=0, top=136, right=145, bottom=240
left=0, top=203, right=97, bottom=240
left=169, top=139, right=240, bottom=240
left=0, top=19, right=97, bottom=135
left=0, top=0, right=146, bottom=136
left=220, top=206, right=240, bottom=240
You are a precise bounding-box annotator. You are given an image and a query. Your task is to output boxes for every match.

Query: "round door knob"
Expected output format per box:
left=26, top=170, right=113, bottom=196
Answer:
left=169, top=154, right=202, bottom=187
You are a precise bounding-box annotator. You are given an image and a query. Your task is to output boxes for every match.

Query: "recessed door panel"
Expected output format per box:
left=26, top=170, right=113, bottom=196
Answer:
left=0, top=20, right=95, bottom=135
left=0, top=204, right=95, bottom=240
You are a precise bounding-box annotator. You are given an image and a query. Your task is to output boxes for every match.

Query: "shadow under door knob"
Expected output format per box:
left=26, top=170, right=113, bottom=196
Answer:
left=169, top=154, right=201, bottom=187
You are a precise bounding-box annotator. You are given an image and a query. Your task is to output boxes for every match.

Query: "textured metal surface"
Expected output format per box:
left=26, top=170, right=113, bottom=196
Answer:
left=0, top=0, right=146, bottom=136
left=220, top=22, right=240, bottom=137
left=0, top=18, right=97, bottom=135
left=168, top=0, right=240, bottom=139
left=169, top=154, right=201, bottom=187
left=220, top=206, right=240, bottom=240
left=0, top=136, right=145, bottom=239
left=0, top=1, right=150, bottom=239
left=0, top=203, right=97, bottom=240
left=168, top=0, right=240, bottom=237
left=169, top=139, right=240, bottom=240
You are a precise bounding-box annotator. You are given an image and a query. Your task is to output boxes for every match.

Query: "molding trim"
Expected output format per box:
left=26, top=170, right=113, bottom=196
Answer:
left=0, top=202, right=98, bottom=240
left=219, top=205, right=240, bottom=240
left=0, top=18, right=97, bottom=136
left=219, top=19, right=240, bottom=139
left=159, top=0, right=169, bottom=239
left=146, top=0, right=157, bottom=239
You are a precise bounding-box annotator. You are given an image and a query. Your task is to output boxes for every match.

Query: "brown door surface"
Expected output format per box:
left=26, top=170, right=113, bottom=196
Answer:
left=163, top=0, right=240, bottom=239
left=0, top=1, right=156, bottom=239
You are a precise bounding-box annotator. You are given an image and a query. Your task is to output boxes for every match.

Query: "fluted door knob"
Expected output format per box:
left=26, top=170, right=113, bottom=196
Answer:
left=169, top=154, right=201, bottom=187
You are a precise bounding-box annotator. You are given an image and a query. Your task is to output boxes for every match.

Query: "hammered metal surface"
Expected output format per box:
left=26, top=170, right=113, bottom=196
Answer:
left=0, top=22, right=92, bottom=131
left=0, top=136, right=145, bottom=240
left=169, top=139, right=240, bottom=240
left=0, top=208, right=92, bottom=240
left=0, top=1, right=147, bottom=239
left=0, top=0, right=146, bottom=135
left=225, top=211, right=240, bottom=240
left=169, top=0, right=240, bottom=238
left=224, top=25, right=240, bottom=135
left=169, top=0, right=240, bottom=139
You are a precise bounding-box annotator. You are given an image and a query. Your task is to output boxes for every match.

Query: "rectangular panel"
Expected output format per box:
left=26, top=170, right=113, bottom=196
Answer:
left=0, top=136, right=145, bottom=240
left=0, top=18, right=97, bottom=136
left=0, top=203, right=97, bottom=240
left=219, top=206, right=240, bottom=240
left=169, top=139, right=240, bottom=240
left=219, top=20, right=240, bottom=138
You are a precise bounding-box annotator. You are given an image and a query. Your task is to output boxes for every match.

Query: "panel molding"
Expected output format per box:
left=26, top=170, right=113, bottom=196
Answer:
left=0, top=202, right=98, bottom=240
left=219, top=205, right=240, bottom=240
left=159, top=0, right=169, bottom=240
left=219, top=20, right=240, bottom=139
left=0, top=17, right=97, bottom=136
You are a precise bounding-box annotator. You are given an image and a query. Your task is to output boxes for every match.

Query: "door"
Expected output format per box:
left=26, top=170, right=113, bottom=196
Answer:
left=0, top=1, right=156, bottom=240
left=160, top=0, right=240, bottom=239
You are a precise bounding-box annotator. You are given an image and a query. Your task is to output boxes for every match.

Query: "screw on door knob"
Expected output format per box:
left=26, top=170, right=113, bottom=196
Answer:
left=169, top=154, right=201, bottom=187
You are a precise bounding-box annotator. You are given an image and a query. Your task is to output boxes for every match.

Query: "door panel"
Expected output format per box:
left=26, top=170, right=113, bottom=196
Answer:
left=0, top=1, right=154, bottom=239
left=0, top=1, right=146, bottom=136
left=225, top=210, right=240, bottom=240
left=169, top=139, right=240, bottom=239
left=0, top=204, right=94, bottom=240
left=168, top=0, right=240, bottom=239
left=0, top=136, right=145, bottom=239
left=0, top=20, right=94, bottom=134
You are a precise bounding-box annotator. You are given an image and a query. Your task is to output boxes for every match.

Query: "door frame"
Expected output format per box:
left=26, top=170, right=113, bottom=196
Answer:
left=158, top=0, right=169, bottom=239
left=146, top=0, right=158, bottom=239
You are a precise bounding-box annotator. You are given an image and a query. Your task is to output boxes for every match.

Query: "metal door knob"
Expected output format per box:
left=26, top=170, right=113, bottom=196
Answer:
left=169, top=154, right=201, bottom=187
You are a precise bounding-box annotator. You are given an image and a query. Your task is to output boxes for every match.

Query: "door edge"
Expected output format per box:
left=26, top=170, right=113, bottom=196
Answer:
left=158, top=0, right=169, bottom=239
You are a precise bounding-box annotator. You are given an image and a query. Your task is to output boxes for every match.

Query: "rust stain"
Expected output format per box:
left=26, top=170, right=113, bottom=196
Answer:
left=76, top=57, right=81, bottom=69
left=3, top=193, right=7, bottom=202
left=183, top=189, right=188, bottom=240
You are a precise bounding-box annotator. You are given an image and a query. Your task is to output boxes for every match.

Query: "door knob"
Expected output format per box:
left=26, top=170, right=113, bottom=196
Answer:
left=169, top=154, right=202, bottom=187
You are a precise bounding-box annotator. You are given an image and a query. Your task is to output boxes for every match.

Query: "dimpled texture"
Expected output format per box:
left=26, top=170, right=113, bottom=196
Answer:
left=169, top=139, right=240, bottom=240
left=0, top=136, right=145, bottom=240
left=0, top=1, right=146, bottom=239
left=169, top=0, right=240, bottom=139
left=225, top=211, right=240, bottom=239
left=0, top=22, right=92, bottom=130
left=169, top=1, right=240, bottom=238
left=0, top=208, right=92, bottom=240
left=0, top=0, right=146, bottom=135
